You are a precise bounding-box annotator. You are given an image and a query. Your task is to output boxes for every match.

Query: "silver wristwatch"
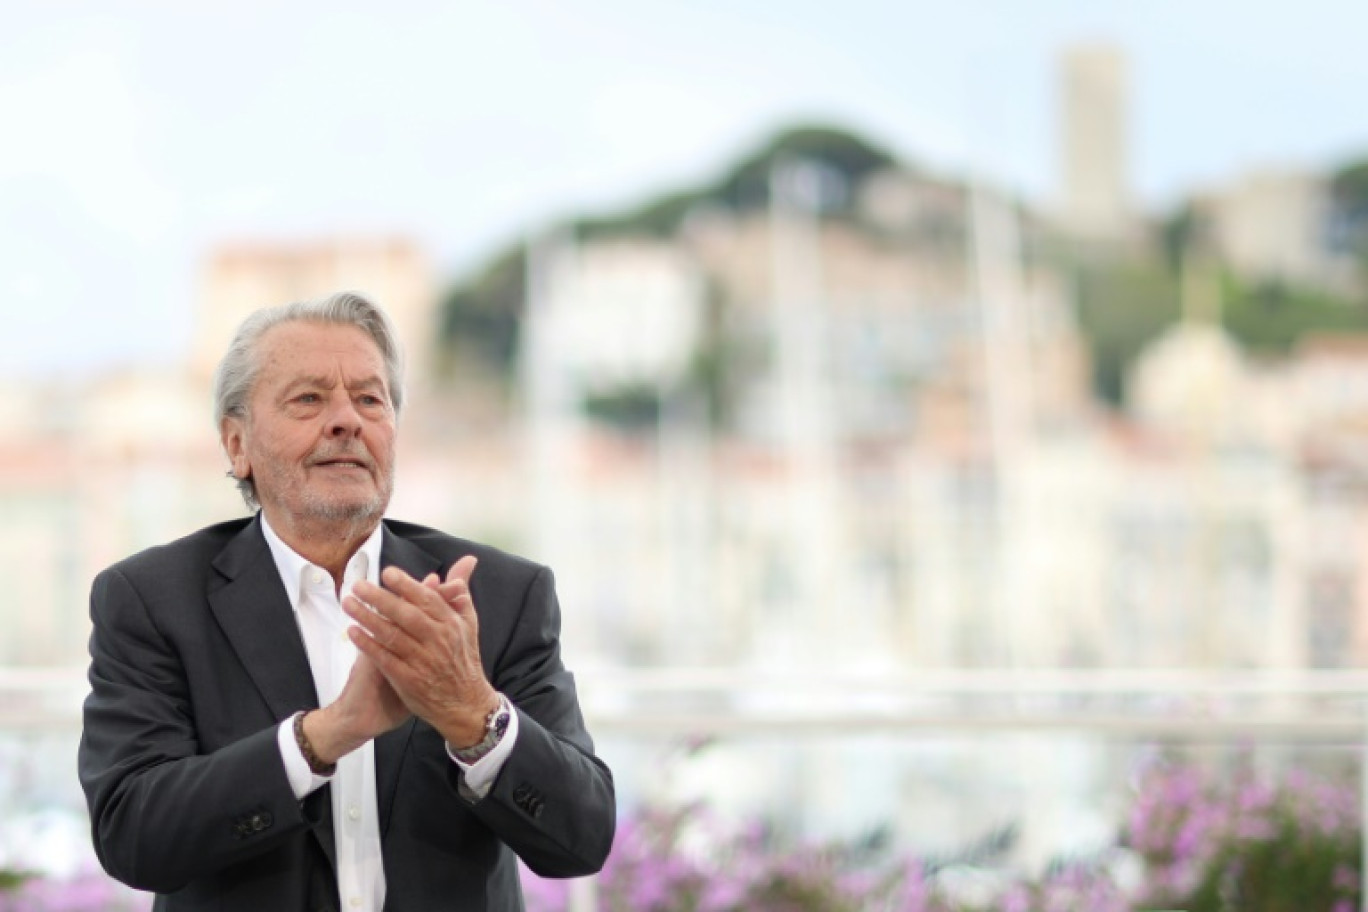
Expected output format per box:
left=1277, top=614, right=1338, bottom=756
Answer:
left=452, top=694, right=511, bottom=763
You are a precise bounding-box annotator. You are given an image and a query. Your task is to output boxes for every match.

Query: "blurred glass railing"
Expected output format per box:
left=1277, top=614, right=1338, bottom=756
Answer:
left=2, top=667, right=1367, bottom=910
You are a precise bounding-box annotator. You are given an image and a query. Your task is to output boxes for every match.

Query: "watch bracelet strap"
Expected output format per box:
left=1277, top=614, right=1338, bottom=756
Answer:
left=293, top=710, right=337, bottom=777
left=452, top=694, right=510, bottom=764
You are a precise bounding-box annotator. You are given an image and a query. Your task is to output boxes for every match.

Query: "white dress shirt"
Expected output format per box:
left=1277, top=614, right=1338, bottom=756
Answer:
left=261, top=516, right=518, bottom=912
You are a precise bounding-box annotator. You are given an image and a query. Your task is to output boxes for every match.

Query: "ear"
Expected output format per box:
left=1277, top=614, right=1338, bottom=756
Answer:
left=220, top=416, right=251, bottom=480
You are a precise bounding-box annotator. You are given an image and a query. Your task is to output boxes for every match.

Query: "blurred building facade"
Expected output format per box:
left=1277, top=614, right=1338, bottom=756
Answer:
left=8, top=197, right=1368, bottom=675
left=9, top=52, right=1368, bottom=872
left=1197, top=167, right=1355, bottom=290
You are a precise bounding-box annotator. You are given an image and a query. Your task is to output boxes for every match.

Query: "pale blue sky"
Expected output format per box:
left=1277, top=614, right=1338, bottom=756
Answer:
left=3, top=0, right=1365, bottom=377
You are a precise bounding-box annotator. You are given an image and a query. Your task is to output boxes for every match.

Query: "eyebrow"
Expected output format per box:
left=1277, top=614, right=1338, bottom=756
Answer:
left=280, top=375, right=389, bottom=395
left=345, top=377, right=388, bottom=393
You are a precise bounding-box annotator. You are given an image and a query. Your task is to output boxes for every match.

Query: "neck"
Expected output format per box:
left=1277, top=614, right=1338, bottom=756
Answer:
left=261, top=506, right=380, bottom=587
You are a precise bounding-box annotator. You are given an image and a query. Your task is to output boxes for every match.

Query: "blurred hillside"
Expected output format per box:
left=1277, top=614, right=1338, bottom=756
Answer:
left=439, top=122, right=1368, bottom=411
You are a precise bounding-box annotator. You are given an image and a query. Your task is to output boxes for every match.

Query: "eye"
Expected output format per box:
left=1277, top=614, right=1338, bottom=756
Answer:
left=296, top=393, right=322, bottom=404
left=358, top=393, right=386, bottom=407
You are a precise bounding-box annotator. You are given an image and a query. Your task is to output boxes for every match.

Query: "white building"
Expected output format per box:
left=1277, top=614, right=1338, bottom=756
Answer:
left=1203, top=167, right=1347, bottom=288
left=1059, top=44, right=1130, bottom=238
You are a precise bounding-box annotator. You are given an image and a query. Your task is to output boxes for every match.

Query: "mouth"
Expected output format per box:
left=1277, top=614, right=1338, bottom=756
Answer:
left=312, top=458, right=371, bottom=472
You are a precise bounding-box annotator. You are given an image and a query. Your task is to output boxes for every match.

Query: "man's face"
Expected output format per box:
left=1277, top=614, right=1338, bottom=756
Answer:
left=220, top=320, right=397, bottom=531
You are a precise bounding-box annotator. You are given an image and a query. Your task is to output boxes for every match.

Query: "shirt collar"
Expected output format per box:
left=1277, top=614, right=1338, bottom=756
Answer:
left=259, top=513, right=384, bottom=612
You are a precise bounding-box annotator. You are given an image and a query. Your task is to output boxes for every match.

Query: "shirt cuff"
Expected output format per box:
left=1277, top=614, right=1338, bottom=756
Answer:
left=277, top=716, right=332, bottom=800
left=446, top=702, right=520, bottom=801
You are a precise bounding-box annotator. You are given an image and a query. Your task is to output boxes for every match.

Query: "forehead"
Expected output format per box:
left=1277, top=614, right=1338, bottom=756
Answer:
left=254, top=320, right=387, bottom=386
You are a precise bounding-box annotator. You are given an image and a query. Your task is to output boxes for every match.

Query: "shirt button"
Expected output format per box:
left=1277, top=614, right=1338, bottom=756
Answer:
left=311, top=571, right=325, bottom=585
left=348, top=805, right=360, bottom=821
left=349, top=897, right=362, bottom=908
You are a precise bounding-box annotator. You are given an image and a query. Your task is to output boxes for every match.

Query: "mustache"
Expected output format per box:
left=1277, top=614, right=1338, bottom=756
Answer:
left=307, top=445, right=374, bottom=468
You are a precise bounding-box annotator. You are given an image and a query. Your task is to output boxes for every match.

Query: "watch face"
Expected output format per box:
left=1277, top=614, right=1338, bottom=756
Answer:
left=492, top=710, right=511, bottom=739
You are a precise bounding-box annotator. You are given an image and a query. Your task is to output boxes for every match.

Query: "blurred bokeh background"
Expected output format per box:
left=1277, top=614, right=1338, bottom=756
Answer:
left=6, top=1, right=1368, bottom=907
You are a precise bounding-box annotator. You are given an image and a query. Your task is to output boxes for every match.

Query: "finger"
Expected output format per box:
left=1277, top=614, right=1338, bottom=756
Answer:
left=445, top=555, right=478, bottom=587
left=439, top=557, right=478, bottom=614
left=351, top=580, right=415, bottom=627
left=347, top=621, right=464, bottom=712
left=348, top=625, right=407, bottom=682
left=355, top=574, right=440, bottom=630
left=378, top=566, right=451, bottom=622
left=344, top=593, right=419, bottom=657
left=421, top=572, right=450, bottom=604
left=434, top=578, right=476, bottom=614
left=347, top=621, right=429, bottom=692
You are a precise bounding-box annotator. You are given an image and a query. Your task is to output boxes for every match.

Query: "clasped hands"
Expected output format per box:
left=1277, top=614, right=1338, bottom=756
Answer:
left=302, top=556, right=499, bottom=766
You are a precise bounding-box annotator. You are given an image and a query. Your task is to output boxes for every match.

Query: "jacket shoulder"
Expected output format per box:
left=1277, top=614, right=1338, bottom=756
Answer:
left=383, top=519, right=545, bottom=575
left=100, top=517, right=256, bottom=582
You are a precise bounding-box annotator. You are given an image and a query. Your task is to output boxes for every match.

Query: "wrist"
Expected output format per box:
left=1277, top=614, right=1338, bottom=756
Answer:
left=301, top=706, right=365, bottom=768
left=450, top=693, right=511, bottom=763
left=446, top=691, right=502, bottom=749
left=294, top=710, right=338, bottom=777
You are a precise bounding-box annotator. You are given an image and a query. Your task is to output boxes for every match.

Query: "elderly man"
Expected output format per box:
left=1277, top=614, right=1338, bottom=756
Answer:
left=78, top=292, right=615, bottom=911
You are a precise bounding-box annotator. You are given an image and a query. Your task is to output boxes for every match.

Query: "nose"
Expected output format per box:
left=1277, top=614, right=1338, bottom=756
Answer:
left=325, top=397, right=363, bottom=438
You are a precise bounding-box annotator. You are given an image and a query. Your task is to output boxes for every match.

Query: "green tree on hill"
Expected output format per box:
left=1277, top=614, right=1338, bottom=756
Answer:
left=439, top=123, right=902, bottom=378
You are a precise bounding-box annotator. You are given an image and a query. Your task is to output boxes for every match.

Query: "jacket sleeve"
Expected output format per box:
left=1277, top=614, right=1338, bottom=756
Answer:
left=78, top=567, right=318, bottom=893
left=466, top=565, right=616, bottom=877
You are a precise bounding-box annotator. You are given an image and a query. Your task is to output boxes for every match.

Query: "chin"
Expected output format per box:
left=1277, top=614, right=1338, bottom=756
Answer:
left=300, top=492, right=388, bottom=524
left=331, top=499, right=387, bottom=522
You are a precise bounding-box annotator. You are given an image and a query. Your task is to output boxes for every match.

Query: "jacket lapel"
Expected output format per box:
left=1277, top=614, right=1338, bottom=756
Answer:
left=206, top=515, right=336, bottom=872
left=374, top=523, right=443, bottom=835
left=207, top=514, right=319, bottom=717
left=206, top=519, right=444, bottom=844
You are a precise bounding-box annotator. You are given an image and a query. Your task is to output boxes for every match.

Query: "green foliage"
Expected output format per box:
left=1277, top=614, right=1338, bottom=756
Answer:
left=1222, top=274, right=1368, bottom=354
left=575, top=188, right=714, bottom=241
left=1072, top=260, right=1182, bottom=404
left=583, top=384, right=662, bottom=431
left=709, top=123, right=898, bottom=214
left=0, top=869, right=33, bottom=891
left=1158, top=204, right=1201, bottom=273
left=1213, top=815, right=1358, bottom=912
left=1071, top=253, right=1368, bottom=404
left=1129, top=763, right=1360, bottom=912
left=1331, top=159, right=1368, bottom=217
left=437, top=244, right=526, bottom=376
left=1328, top=158, right=1368, bottom=274
left=574, top=123, right=899, bottom=240
left=683, top=280, right=746, bottom=432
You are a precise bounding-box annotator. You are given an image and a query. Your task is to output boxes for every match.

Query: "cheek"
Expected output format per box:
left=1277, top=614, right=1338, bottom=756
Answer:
left=370, top=425, right=397, bottom=460
left=244, top=437, right=294, bottom=477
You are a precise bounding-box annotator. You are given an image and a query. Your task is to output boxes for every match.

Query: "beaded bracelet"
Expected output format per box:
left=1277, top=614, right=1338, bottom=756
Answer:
left=293, top=710, right=337, bottom=777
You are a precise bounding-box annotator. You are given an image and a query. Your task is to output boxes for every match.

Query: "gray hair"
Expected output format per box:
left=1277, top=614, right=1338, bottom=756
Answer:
left=213, top=290, right=405, bottom=508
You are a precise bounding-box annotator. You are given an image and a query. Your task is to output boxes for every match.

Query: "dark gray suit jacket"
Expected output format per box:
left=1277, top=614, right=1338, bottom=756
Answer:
left=78, top=515, right=615, bottom=911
